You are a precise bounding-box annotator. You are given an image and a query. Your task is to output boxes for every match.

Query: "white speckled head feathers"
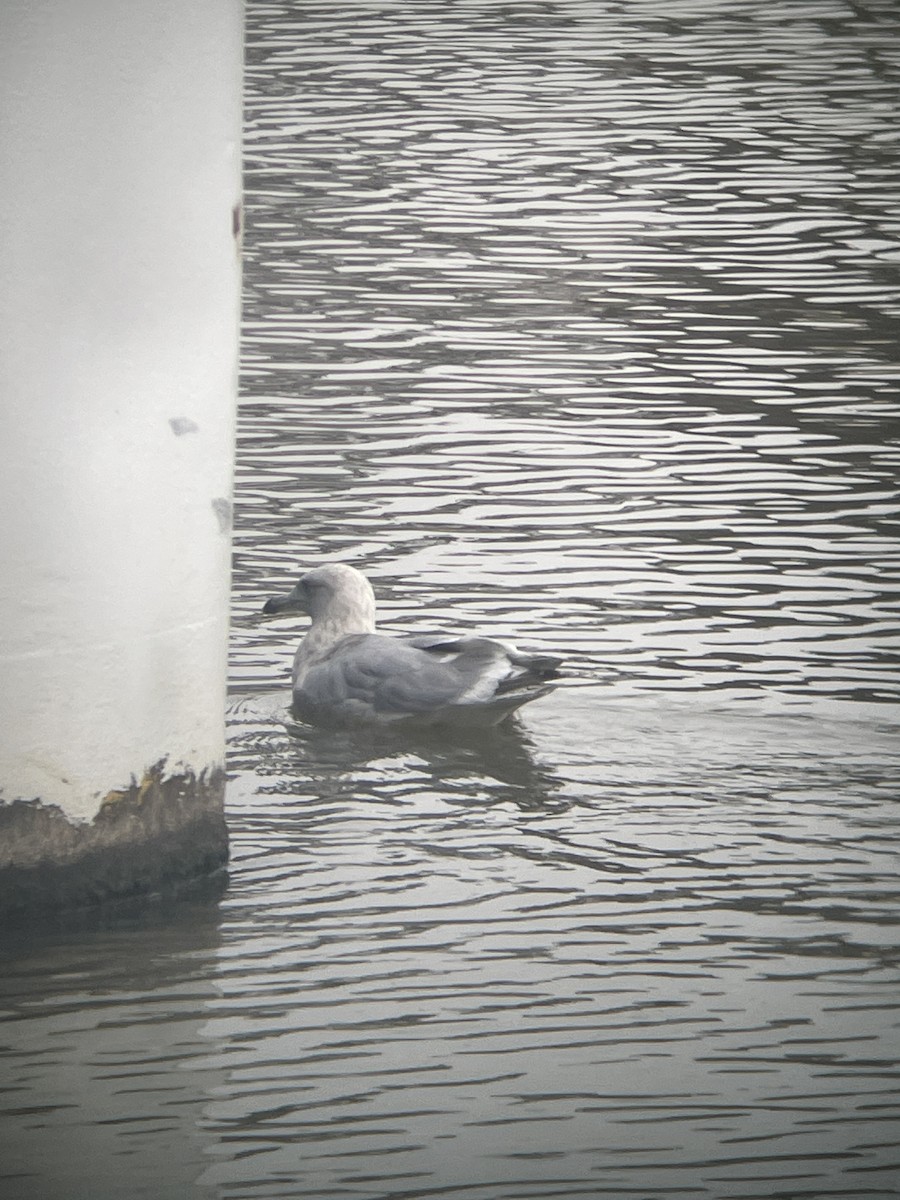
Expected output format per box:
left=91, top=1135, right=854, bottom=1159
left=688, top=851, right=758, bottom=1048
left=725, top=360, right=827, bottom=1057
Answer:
left=262, top=563, right=377, bottom=670
left=298, top=564, right=376, bottom=630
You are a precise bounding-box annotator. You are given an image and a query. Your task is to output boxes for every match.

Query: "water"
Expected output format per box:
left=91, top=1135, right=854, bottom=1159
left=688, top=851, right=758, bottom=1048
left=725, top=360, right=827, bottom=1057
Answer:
left=3, top=1, right=900, bottom=1197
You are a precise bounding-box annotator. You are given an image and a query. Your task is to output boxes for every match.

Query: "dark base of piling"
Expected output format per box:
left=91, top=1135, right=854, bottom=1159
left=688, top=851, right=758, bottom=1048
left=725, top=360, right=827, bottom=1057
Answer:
left=0, top=763, right=228, bottom=922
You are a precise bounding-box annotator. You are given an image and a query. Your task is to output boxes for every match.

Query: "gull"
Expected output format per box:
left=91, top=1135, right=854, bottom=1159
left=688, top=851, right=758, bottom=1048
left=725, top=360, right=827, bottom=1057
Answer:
left=262, top=563, right=562, bottom=728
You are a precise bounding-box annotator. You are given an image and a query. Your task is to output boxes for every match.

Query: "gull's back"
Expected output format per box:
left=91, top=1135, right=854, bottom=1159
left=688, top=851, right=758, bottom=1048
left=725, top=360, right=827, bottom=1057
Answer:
left=292, top=632, right=559, bottom=728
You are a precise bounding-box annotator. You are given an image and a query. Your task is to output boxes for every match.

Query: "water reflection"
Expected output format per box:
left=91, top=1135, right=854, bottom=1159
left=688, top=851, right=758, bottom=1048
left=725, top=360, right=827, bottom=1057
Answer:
left=0, top=889, right=226, bottom=1200
left=229, top=1, right=900, bottom=1190
left=237, top=0, right=900, bottom=722
left=232, top=692, right=566, bottom=805
left=216, top=693, right=900, bottom=1199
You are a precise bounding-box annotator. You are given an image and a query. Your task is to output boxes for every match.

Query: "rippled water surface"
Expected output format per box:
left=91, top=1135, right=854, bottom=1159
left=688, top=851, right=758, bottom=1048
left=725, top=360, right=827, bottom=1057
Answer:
left=4, top=1, right=900, bottom=1197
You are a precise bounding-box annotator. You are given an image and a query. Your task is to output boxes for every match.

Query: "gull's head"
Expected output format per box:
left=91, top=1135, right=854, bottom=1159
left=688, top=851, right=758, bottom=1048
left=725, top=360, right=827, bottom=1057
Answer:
left=262, top=563, right=376, bottom=632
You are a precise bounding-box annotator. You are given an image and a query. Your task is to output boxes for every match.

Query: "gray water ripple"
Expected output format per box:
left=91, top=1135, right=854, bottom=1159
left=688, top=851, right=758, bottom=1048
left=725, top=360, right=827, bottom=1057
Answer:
left=233, top=376, right=899, bottom=705
left=207, top=692, right=900, bottom=1196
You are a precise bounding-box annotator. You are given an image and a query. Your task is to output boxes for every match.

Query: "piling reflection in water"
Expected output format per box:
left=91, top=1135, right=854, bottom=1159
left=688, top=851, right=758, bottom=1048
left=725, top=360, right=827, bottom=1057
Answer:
left=0, top=886, right=228, bottom=1200
left=4, top=0, right=900, bottom=1197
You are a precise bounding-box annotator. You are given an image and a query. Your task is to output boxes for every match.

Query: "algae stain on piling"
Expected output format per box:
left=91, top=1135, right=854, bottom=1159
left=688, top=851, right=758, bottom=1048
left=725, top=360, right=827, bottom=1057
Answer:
left=0, top=761, right=228, bottom=920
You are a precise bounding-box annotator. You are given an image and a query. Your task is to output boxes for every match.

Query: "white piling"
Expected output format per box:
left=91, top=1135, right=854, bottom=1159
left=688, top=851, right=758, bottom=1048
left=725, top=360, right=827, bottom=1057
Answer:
left=0, top=0, right=243, bottom=915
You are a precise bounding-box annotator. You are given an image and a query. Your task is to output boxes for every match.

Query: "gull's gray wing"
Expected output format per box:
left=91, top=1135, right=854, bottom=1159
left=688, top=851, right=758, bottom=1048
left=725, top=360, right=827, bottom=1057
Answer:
left=293, top=633, right=563, bottom=727
left=407, top=634, right=562, bottom=690
left=293, top=634, right=469, bottom=723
